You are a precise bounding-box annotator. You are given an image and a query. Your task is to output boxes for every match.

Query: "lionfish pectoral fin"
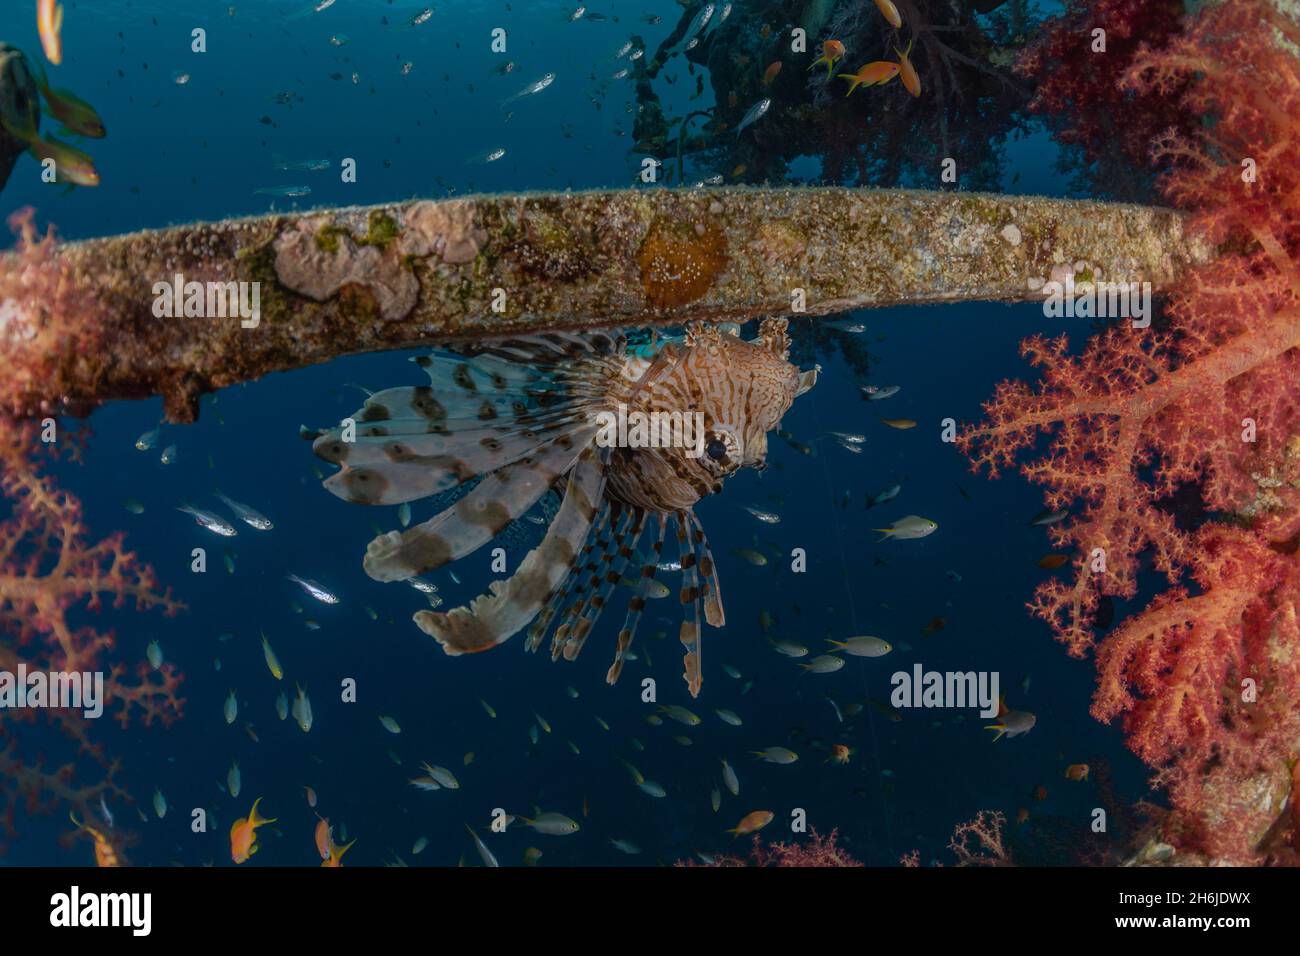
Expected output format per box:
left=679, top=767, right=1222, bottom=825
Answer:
left=558, top=507, right=642, bottom=663
left=676, top=512, right=705, bottom=698
left=311, top=336, right=617, bottom=507
left=796, top=366, right=819, bottom=396
left=361, top=428, right=595, bottom=582
left=414, top=448, right=607, bottom=656
left=605, top=513, right=666, bottom=686
left=689, top=511, right=725, bottom=628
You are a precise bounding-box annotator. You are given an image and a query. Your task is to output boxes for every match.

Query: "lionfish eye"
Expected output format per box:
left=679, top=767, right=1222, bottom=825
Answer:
left=706, top=438, right=728, bottom=461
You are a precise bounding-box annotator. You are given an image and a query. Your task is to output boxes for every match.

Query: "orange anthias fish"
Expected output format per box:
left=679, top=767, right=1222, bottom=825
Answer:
left=763, top=61, right=782, bottom=85
left=874, top=0, right=903, bottom=29
left=727, top=809, right=774, bottom=837
left=1064, top=763, right=1090, bottom=782
left=69, top=812, right=122, bottom=867
left=838, top=61, right=900, bottom=96
left=313, top=815, right=332, bottom=861
left=808, top=40, right=846, bottom=77
left=230, top=797, right=276, bottom=864
left=896, top=41, right=922, bottom=97
left=314, top=813, right=357, bottom=866
left=321, top=837, right=356, bottom=867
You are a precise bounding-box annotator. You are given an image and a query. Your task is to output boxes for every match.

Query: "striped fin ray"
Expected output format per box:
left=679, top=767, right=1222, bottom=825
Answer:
left=524, top=528, right=589, bottom=654
left=361, top=430, right=595, bottom=582
left=313, top=335, right=621, bottom=506
left=347, top=385, right=579, bottom=435
left=414, top=447, right=607, bottom=655
left=460, top=331, right=625, bottom=366
left=676, top=511, right=705, bottom=698
left=549, top=504, right=620, bottom=661
left=559, top=507, right=643, bottom=663
left=605, top=513, right=669, bottom=686
left=688, top=511, right=725, bottom=627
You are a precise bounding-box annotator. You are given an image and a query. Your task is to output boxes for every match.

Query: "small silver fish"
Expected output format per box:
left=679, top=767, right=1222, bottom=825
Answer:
left=178, top=505, right=238, bottom=537
left=874, top=515, right=938, bottom=540
left=160, top=444, right=178, bottom=465
left=753, top=746, right=799, bottom=764
left=862, top=384, right=902, bottom=400
left=721, top=758, right=740, bottom=795
left=504, top=73, right=556, bottom=104
left=422, top=763, right=460, bottom=789
left=735, top=97, right=770, bottom=137
left=682, top=2, right=715, bottom=46
left=215, top=492, right=273, bottom=530
left=466, top=825, right=499, bottom=867
left=99, top=793, right=114, bottom=828
left=292, top=683, right=313, bottom=732
left=254, top=185, right=311, bottom=198
left=1028, top=507, right=1070, bottom=527
left=521, top=811, right=580, bottom=835
left=799, top=654, right=846, bottom=674
left=869, top=484, right=902, bottom=507
left=273, top=156, right=331, bottom=171
left=768, top=638, right=808, bottom=658
left=467, top=147, right=506, bottom=164
left=135, top=426, right=161, bottom=451
left=287, top=574, right=340, bottom=604
left=827, top=636, right=892, bottom=657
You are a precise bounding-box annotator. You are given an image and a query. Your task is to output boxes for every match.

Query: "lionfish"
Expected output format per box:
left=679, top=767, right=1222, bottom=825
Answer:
left=310, top=318, right=816, bottom=697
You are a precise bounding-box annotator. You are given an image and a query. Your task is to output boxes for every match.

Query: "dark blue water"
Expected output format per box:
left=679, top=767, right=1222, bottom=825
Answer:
left=4, top=0, right=1149, bottom=867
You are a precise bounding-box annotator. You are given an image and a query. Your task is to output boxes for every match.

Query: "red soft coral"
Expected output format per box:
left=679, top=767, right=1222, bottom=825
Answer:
left=677, top=828, right=862, bottom=867
left=963, top=0, right=1300, bottom=862
left=1016, top=0, right=1195, bottom=194
left=0, top=213, right=185, bottom=852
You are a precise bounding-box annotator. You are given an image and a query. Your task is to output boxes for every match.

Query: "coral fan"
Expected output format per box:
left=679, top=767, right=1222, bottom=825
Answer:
left=678, top=828, right=862, bottom=867
left=948, top=811, right=1010, bottom=867
left=0, top=212, right=184, bottom=853
left=961, top=0, right=1300, bottom=862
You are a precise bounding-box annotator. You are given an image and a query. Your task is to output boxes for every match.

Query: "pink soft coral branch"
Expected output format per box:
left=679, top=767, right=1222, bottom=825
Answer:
left=963, top=0, right=1300, bottom=861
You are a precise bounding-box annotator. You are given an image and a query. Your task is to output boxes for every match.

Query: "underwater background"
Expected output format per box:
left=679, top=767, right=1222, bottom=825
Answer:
left=1, top=0, right=1160, bottom=867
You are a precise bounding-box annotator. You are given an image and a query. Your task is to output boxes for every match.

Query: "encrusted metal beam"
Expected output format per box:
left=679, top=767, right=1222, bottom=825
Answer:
left=0, top=188, right=1205, bottom=423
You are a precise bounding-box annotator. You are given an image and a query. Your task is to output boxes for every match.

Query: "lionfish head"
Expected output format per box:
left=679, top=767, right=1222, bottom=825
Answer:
left=684, top=318, right=817, bottom=478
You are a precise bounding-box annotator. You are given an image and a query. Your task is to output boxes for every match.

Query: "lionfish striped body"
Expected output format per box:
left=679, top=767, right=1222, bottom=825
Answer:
left=312, top=318, right=816, bottom=697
